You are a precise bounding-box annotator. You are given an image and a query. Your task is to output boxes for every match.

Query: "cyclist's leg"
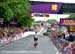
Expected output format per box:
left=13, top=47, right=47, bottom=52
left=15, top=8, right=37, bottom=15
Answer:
left=34, top=40, right=38, bottom=48
left=34, top=41, right=36, bottom=48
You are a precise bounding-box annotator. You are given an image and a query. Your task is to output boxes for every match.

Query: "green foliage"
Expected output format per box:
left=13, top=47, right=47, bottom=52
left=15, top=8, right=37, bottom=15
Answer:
left=68, top=14, right=75, bottom=18
left=8, top=0, right=31, bottom=18
left=0, top=2, right=14, bottom=21
left=18, top=17, right=34, bottom=27
left=0, top=0, right=34, bottom=27
left=0, top=0, right=30, bottom=20
left=47, top=19, right=58, bottom=24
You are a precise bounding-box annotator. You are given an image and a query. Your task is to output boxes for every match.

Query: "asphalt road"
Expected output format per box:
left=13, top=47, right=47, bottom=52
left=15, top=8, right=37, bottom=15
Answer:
left=0, top=28, right=57, bottom=54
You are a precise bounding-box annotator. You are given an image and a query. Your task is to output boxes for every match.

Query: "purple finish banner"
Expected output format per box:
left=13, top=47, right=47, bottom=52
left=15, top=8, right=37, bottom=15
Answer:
left=60, top=18, right=75, bottom=26
left=31, top=3, right=62, bottom=14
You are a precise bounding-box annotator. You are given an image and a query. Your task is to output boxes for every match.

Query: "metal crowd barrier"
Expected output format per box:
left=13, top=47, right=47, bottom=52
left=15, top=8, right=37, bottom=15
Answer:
left=49, top=36, right=75, bottom=54
left=0, top=32, right=23, bottom=47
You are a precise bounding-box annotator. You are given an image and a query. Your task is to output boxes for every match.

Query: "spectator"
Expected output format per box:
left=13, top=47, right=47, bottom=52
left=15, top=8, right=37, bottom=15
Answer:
left=61, top=32, right=65, bottom=39
left=72, top=43, right=75, bottom=54
left=65, top=32, right=70, bottom=41
left=69, top=32, right=73, bottom=42
left=57, top=32, right=62, bottom=38
left=51, top=30, right=58, bottom=40
left=64, top=42, right=73, bottom=54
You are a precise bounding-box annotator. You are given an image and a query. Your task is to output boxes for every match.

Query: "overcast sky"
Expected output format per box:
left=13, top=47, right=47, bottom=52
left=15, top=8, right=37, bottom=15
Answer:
left=30, top=0, right=75, bottom=3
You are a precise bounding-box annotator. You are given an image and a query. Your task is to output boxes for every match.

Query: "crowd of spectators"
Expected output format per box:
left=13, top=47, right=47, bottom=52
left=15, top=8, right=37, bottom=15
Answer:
left=0, top=18, right=29, bottom=46
left=50, top=29, right=75, bottom=54
left=0, top=26, right=28, bottom=44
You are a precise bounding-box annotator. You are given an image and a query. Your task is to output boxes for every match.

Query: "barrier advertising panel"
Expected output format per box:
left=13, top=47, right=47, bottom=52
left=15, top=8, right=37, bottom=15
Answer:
left=60, top=18, right=75, bottom=26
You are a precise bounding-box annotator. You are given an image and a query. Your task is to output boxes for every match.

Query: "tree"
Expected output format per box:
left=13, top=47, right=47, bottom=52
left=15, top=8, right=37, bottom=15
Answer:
left=0, top=1, right=14, bottom=21
left=18, top=16, right=34, bottom=27
left=47, top=19, right=58, bottom=24
left=68, top=13, right=75, bottom=18
left=0, top=0, right=34, bottom=27
left=0, top=0, right=30, bottom=20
